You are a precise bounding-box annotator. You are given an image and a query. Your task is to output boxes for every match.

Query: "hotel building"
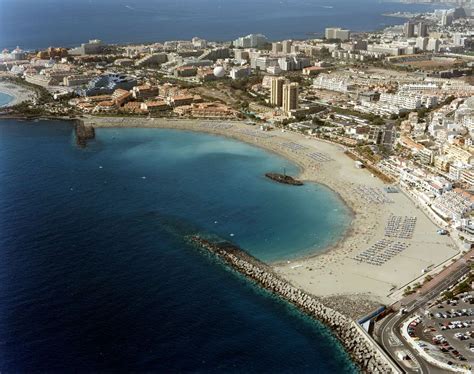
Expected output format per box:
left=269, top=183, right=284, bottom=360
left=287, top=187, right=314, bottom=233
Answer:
left=270, top=77, right=285, bottom=107
left=283, top=82, right=299, bottom=114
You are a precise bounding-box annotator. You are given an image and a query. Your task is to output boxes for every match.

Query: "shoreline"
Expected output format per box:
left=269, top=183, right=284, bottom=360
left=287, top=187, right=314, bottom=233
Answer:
left=3, top=115, right=460, bottom=318
left=0, top=81, right=36, bottom=107
left=80, top=117, right=460, bottom=316
left=189, top=235, right=401, bottom=373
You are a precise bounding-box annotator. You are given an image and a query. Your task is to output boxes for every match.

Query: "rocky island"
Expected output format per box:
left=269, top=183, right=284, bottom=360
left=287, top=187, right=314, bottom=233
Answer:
left=265, top=173, right=303, bottom=186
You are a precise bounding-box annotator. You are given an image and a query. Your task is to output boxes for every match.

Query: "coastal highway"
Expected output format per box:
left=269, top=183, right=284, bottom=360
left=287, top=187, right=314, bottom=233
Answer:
left=377, top=258, right=471, bottom=373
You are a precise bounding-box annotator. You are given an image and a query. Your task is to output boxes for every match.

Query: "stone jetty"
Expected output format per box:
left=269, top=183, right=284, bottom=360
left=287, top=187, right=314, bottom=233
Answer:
left=74, top=119, right=95, bottom=147
left=188, top=236, right=401, bottom=374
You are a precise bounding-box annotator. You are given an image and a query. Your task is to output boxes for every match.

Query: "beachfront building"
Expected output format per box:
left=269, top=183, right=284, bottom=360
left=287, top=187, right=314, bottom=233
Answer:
left=453, top=217, right=474, bottom=244
left=168, top=95, right=195, bottom=107
left=173, top=102, right=238, bottom=118
left=431, top=189, right=474, bottom=221
left=92, top=100, right=116, bottom=113
left=270, top=77, right=285, bottom=107
left=140, top=100, right=169, bottom=113
left=283, top=82, right=299, bottom=114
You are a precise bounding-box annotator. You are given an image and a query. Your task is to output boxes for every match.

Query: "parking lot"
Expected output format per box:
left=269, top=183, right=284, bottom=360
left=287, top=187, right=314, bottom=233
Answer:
left=410, top=292, right=474, bottom=366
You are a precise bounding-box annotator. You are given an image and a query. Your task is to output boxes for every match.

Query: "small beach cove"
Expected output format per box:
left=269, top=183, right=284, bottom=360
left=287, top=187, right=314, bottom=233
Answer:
left=0, top=80, right=37, bottom=107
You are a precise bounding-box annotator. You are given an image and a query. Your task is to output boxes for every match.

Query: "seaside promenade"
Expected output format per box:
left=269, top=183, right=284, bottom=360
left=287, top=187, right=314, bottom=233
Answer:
left=84, top=116, right=460, bottom=319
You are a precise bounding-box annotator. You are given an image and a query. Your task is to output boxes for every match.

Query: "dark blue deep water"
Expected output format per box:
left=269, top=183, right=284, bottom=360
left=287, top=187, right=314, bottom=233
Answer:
left=0, top=119, right=357, bottom=372
left=0, top=0, right=445, bottom=50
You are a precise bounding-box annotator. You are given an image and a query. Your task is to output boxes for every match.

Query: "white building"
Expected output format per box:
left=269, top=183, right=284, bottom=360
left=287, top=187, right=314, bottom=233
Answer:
left=234, top=34, right=268, bottom=48
left=230, top=66, right=251, bottom=80
left=367, top=44, right=401, bottom=56
left=192, top=37, right=207, bottom=49
left=416, top=37, right=429, bottom=51
left=325, top=28, right=350, bottom=41
left=427, top=38, right=441, bottom=53
left=313, top=74, right=354, bottom=93
left=379, top=93, right=421, bottom=111
left=277, top=56, right=310, bottom=71
left=431, top=189, right=473, bottom=221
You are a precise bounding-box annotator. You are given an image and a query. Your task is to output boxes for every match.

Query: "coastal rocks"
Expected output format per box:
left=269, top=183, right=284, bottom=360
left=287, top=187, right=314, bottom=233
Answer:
left=75, top=120, right=95, bottom=148
left=321, top=295, right=382, bottom=321
left=188, top=235, right=399, bottom=373
left=265, top=173, right=303, bottom=186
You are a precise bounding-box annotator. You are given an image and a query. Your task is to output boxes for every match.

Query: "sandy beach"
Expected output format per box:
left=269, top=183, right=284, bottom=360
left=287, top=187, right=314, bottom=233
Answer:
left=0, top=81, right=36, bottom=107
left=83, top=116, right=460, bottom=317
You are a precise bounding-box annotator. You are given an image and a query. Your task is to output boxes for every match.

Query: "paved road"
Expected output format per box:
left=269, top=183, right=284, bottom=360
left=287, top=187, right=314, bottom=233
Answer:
left=382, top=122, right=396, bottom=150
left=377, top=257, right=471, bottom=373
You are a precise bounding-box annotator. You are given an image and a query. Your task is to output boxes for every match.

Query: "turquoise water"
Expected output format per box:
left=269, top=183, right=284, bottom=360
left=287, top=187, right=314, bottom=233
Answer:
left=0, top=91, right=13, bottom=107
left=0, top=119, right=356, bottom=371
left=96, top=126, right=352, bottom=262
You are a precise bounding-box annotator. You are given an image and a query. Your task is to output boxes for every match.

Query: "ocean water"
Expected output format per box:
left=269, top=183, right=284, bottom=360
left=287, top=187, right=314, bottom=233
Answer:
left=0, top=119, right=356, bottom=371
left=0, top=0, right=444, bottom=50
left=0, top=92, right=13, bottom=107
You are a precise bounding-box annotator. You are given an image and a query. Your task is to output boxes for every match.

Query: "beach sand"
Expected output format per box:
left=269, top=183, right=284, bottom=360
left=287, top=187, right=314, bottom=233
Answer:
left=0, top=81, right=36, bottom=106
left=83, top=116, right=459, bottom=317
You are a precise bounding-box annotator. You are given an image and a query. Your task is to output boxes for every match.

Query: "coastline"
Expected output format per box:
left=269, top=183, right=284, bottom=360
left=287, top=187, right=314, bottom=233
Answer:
left=4, top=115, right=459, bottom=318
left=77, top=116, right=460, bottom=318
left=0, top=81, right=36, bottom=107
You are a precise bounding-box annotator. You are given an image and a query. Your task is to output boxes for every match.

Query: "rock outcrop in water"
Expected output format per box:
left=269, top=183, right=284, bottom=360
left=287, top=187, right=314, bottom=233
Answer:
left=265, top=173, right=303, bottom=186
left=75, top=120, right=95, bottom=148
left=188, top=236, right=401, bottom=374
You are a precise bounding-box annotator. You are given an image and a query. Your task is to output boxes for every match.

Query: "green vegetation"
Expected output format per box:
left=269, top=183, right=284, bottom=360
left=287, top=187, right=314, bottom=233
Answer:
left=452, top=270, right=473, bottom=295
left=403, top=286, right=415, bottom=296
left=332, top=106, right=385, bottom=126
left=311, top=117, right=326, bottom=126
left=315, top=47, right=331, bottom=59
left=8, top=101, right=48, bottom=117
left=442, top=290, right=454, bottom=300
left=229, top=76, right=262, bottom=90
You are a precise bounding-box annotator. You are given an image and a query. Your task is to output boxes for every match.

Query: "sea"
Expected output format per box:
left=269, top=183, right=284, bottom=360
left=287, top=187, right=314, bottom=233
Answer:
left=0, top=0, right=446, bottom=50
left=0, top=119, right=357, bottom=371
left=0, top=92, right=13, bottom=107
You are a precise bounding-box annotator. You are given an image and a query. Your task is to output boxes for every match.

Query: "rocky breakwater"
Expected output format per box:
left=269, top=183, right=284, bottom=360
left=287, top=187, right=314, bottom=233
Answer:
left=265, top=173, right=303, bottom=186
left=75, top=119, right=95, bottom=148
left=188, top=236, right=401, bottom=374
